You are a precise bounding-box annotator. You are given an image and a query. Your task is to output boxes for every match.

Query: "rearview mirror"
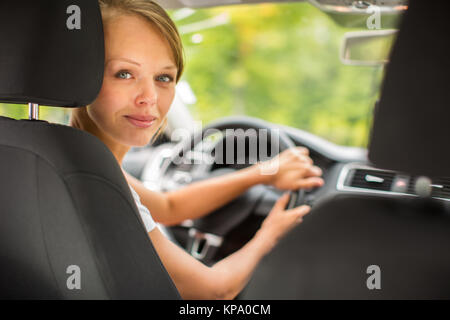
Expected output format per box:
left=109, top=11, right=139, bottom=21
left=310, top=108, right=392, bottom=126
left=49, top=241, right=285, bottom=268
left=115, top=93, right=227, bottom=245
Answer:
left=340, top=29, right=397, bottom=66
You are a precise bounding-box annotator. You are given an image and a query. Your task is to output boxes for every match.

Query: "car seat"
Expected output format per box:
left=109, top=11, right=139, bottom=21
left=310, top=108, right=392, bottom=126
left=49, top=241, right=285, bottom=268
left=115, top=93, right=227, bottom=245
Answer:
left=242, top=0, right=450, bottom=299
left=0, top=0, right=180, bottom=299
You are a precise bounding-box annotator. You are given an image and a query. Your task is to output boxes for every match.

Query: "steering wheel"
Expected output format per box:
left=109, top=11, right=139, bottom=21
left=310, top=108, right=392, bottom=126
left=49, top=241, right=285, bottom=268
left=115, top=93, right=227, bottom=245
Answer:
left=161, top=116, right=305, bottom=264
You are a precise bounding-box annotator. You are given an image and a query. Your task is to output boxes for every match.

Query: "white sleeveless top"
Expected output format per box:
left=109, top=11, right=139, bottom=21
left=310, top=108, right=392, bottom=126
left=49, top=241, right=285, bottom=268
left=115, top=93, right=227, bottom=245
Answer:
left=129, top=184, right=156, bottom=233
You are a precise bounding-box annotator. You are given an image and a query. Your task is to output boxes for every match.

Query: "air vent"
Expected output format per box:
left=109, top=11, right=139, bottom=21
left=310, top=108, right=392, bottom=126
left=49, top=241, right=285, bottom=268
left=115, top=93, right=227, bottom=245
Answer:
left=408, top=176, right=450, bottom=200
left=346, top=168, right=396, bottom=192
left=431, top=178, right=450, bottom=200
left=338, top=164, right=450, bottom=201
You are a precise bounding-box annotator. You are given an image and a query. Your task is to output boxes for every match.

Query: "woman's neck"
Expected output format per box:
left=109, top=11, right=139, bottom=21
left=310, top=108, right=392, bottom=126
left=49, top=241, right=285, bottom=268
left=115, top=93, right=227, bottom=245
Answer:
left=70, top=107, right=130, bottom=166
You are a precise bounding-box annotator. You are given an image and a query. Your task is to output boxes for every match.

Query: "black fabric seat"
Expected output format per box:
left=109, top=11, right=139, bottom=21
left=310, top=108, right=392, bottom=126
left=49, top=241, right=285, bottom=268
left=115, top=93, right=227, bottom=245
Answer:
left=368, top=0, right=450, bottom=177
left=244, top=194, right=450, bottom=299
left=301, top=0, right=450, bottom=299
left=0, top=0, right=179, bottom=299
left=242, top=0, right=450, bottom=299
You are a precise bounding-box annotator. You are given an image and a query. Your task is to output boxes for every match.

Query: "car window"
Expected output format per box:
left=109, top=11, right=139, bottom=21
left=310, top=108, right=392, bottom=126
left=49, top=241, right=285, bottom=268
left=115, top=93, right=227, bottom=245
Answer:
left=0, top=104, right=70, bottom=124
left=0, top=2, right=400, bottom=147
left=172, top=2, right=398, bottom=147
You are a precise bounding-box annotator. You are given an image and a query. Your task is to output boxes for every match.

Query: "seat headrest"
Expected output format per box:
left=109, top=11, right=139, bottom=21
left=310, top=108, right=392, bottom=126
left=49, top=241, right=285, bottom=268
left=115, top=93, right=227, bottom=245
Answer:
left=0, top=0, right=104, bottom=107
left=368, top=0, right=450, bottom=177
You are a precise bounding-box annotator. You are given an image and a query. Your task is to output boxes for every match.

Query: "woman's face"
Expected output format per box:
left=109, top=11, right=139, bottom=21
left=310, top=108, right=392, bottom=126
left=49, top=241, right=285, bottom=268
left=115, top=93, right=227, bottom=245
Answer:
left=87, top=14, right=177, bottom=147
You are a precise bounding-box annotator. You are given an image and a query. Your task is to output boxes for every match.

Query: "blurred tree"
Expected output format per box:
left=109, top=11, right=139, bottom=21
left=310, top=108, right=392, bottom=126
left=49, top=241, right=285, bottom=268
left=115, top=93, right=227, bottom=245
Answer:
left=0, top=103, right=70, bottom=124
left=1, top=2, right=392, bottom=148
left=173, top=2, right=389, bottom=147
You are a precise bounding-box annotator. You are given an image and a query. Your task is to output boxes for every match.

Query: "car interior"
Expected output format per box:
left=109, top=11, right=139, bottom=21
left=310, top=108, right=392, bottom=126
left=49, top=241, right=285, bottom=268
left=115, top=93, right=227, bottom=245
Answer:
left=0, top=0, right=449, bottom=299
left=0, top=0, right=179, bottom=299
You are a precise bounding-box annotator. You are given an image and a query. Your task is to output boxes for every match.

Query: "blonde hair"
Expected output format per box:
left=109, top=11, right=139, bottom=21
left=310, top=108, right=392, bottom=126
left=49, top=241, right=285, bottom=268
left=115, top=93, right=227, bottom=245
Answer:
left=98, top=0, right=184, bottom=82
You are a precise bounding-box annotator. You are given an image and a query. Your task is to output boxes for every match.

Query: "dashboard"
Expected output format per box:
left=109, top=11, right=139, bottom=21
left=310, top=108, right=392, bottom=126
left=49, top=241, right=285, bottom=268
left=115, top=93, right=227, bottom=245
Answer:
left=124, top=123, right=449, bottom=206
left=122, top=120, right=450, bottom=266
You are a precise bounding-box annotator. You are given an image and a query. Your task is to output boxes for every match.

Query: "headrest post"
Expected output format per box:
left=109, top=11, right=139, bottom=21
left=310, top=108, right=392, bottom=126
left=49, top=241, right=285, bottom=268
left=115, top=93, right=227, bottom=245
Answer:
left=28, top=103, right=40, bottom=120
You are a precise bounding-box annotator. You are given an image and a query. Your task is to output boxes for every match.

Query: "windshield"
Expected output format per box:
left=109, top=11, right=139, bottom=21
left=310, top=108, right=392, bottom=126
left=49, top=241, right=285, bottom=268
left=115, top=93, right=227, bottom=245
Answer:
left=0, top=2, right=399, bottom=148
left=172, top=2, right=395, bottom=147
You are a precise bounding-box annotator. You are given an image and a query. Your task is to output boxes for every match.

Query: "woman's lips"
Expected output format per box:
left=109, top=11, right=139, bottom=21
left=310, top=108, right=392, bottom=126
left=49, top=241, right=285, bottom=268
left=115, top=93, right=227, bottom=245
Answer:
left=124, top=115, right=157, bottom=128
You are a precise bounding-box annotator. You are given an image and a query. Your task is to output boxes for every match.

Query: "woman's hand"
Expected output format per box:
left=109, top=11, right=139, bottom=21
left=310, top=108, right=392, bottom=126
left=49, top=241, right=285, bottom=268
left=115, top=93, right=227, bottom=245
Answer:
left=255, top=146, right=324, bottom=190
left=150, top=191, right=311, bottom=300
left=256, top=193, right=311, bottom=252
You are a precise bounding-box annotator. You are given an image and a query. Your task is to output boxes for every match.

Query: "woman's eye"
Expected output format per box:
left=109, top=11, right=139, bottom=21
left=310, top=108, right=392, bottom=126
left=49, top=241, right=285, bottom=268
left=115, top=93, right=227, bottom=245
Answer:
left=157, top=74, right=174, bottom=83
left=115, top=70, right=132, bottom=79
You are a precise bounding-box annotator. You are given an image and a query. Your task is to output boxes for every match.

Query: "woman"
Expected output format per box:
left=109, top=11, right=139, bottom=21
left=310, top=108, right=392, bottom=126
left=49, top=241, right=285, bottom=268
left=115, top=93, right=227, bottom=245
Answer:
left=70, top=0, right=323, bottom=299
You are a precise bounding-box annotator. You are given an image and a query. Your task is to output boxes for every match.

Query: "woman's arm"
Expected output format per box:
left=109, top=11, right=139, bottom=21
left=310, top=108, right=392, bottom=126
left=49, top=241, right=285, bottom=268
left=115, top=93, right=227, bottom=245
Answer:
left=149, top=193, right=310, bottom=300
left=125, top=164, right=269, bottom=225
left=126, top=146, right=323, bottom=226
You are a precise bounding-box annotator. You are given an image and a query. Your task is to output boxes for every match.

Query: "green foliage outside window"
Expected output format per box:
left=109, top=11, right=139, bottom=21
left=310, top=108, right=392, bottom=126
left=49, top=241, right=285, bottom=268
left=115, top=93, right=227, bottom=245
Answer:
left=0, top=2, right=395, bottom=147
left=173, top=2, right=389, bottom=147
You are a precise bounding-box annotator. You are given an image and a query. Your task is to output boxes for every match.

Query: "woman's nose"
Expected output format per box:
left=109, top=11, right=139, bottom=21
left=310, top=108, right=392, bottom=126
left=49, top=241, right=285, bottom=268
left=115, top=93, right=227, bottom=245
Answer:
left=135, top=80, right=157, bottom=107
